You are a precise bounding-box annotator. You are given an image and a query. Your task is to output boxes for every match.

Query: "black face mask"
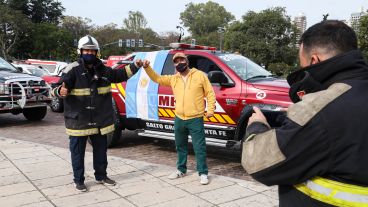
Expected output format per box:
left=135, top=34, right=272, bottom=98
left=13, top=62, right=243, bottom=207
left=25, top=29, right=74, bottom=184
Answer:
left=287, top=71, right=324, bottom=103
left=81, top=54, right=96, bottom=65
left=175, top=63, right=188, bottom=73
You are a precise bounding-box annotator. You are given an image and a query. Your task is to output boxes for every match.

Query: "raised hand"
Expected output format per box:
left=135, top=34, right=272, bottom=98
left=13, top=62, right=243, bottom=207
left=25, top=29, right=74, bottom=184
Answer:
left=143, top=60, right=150, bottom=68
left=60, top=82, right=68, bottom=97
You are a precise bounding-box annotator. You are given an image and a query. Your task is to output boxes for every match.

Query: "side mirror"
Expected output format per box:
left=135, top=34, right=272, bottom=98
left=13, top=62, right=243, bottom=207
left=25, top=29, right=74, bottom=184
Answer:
left=16, top=67, right=23, bottom=73
left=208, top=71, right=234, bottom=87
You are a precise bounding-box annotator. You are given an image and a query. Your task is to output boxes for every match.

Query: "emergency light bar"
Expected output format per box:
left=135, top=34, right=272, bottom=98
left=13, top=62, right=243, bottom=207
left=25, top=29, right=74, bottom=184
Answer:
left=170, top=43, right=216, bottom=51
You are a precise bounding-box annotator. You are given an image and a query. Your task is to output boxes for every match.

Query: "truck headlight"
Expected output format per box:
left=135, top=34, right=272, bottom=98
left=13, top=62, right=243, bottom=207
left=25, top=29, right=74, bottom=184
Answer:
left=0, top=84, right=9, bottom=94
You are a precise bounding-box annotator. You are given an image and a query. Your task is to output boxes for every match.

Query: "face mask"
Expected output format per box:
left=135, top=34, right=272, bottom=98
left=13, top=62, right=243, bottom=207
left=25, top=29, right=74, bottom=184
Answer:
left=81, top=54, right=96, bottom=65
left=175, top=63, right=188, bottom=73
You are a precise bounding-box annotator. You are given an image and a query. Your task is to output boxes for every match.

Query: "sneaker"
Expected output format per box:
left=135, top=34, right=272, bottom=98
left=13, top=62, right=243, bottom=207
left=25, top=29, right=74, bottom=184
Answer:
left=74, top=183, right=87, bottom=192
left=168, top=170, right=186, bottom=180
left=96, top=177, right=116, bottom=186
left=199, top=174, right=209, bottom=185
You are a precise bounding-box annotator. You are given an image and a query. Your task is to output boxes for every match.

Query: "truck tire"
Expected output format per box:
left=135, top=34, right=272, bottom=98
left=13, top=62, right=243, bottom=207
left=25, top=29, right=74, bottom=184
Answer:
left=106, top=99, right=124, bottom=147
left=23, top=106, right=47, bottom=121
left=50, top=97, right=64, bottom=113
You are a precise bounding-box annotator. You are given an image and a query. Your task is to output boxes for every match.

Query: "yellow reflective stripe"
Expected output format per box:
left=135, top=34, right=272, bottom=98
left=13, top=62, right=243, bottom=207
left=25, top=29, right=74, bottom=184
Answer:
left=66, top=128, right=98, bottom=136
left=222, top=114, right=236, bottom=124
left=295, top=177, right=368, bottom=207
left=70, top=88, right=90, bottom=96
left=203, top=117, right=209, bottom=122
left=209, top=117, right=218, bottom=122
left=159, top=108, right=169, bottom=117
left=111, top=84, right=117, bottom=89
left=100, top=124, right=115, bottom=135
left=214, top=114, right=226, bottom=123
left=165, top=109, right=175, bottom=117
left=97, top=86, right=111, bottom=94
left=117, top=83, right=126, bottom=97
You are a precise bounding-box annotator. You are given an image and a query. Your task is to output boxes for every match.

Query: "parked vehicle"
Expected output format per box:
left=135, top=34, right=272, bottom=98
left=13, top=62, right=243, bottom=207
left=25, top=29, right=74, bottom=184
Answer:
left=0, top=57, right=51, bottom=120
left=12, top=63, right=51, bottom=77
left=108, top=43, right=292, bottom=149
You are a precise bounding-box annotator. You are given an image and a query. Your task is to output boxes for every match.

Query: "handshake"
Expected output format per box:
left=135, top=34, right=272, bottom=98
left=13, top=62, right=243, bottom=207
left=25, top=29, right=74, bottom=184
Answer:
left=134, top=59, right=150, bottom=69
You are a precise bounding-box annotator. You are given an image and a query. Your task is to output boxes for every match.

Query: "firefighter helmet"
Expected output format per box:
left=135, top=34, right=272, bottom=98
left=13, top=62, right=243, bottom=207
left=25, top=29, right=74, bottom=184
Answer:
left=77, top=35, right=100, bottom=54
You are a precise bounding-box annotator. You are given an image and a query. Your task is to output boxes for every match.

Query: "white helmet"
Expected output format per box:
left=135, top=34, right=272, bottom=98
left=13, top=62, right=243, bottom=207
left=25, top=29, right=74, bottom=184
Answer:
left=77, top=35, right=100, bottom=54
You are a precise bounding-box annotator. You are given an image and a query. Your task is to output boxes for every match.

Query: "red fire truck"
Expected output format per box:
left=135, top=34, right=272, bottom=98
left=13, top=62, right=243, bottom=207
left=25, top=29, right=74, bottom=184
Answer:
left=108, top=43, right=292, bottom=149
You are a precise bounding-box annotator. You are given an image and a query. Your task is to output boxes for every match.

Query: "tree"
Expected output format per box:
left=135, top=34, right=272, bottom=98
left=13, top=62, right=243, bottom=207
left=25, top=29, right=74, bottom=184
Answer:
left=7, top=0, right=64, bottom=24
left=224, top=7, right=298, bottom=72
left=123, top=11, right=147, bottom=34
left=180, top=1, right=234, bottom=36
left=358, top=15, right=368, bottom=61
left=0, top=4, right=31, bottom=59
left=61, top=16, right=93, bottom=40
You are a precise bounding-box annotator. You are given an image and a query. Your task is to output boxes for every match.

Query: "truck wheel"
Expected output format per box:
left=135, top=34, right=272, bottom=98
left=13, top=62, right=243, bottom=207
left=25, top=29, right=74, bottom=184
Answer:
left=50, top=97, right=64, bottom=112
left=23, top=106, right=47, bottom=121
left=107, top=99, right=123, bottom=147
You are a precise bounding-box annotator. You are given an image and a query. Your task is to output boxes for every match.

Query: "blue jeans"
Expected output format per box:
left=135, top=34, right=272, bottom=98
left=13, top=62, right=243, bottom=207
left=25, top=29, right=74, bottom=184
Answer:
left=69, top=133, right=108, bottom=184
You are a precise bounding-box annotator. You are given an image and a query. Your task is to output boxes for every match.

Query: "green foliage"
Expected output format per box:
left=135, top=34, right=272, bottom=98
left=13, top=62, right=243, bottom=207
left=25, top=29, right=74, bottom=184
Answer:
left=30, top=23, right=74, bottom=61
left=0, top=4, right=31, bottom=59
left=123, top=11, right=147, bottom=34
left=61, top=16, right=92, bottom=39
left=180, top=1, right=234, bottom=46
left=224, top=7, right=298, bottom=71
left=7, top=0, right=64, bottom=24
left=358, top=15, right=368, bottom=61
left=268, top=62, right=296, bottom=77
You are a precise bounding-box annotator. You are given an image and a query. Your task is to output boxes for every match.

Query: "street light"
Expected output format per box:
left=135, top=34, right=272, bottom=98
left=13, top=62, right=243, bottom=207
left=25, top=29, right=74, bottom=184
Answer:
left=218, top=27, right=225, bottom=51
left=176, top=26, right=184, bottom=43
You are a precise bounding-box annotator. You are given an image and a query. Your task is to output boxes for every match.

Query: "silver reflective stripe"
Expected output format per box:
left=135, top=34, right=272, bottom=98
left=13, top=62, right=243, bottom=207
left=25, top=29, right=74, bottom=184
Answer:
left=305, top=180, right=332, bottom=196
left=335, top=192, right=368, bottom=203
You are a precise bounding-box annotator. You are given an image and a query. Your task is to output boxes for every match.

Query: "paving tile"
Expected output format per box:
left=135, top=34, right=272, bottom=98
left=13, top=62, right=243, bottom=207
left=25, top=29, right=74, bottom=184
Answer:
left=32, top=174, right=73, bottom=189
left=152, top=195, right=214, bottom=207
left=112, top=180, right=171, bottom=197
left=16, top=162, right=70, bottom=173
left=198, top=184, right=258, bottom=205
left=83, top=198, right=135, bottom=207
left=177, top=176, right=235, bottom=194
left=5, top=150, right=55, bottom=160
left=21, top=201, right=54, bottom=207
left=0, top=160, right=13, bottom=169
left=261, top=186, right=279, bottom=200
left=12, top=155, right=63, bottom=165
left=0, top=190, right=46, bottom=206
left=0, top=182, right=36, bottom=197
left=219, top=193, right=278, bottom=207
left=0, top=173, right=28, bottom=186
left=41, top=181, right=105, bottom=199
left=51, top=189, right=120, bottom=207
left=0, top=166, right=21, bottom=177
left=25, top=168, right=72, bottom=181
left=2, top=146, right=47, bottom=155
left=110, top=171, right=158, bottom=185
left=126, top=186, right=189, bottom=207
left=160, top=172, right=199, bottom=185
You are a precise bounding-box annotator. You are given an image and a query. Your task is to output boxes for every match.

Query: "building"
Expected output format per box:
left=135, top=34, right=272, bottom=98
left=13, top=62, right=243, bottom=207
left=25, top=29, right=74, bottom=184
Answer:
left=350, top=7, right=367, bottom=32
left=294, top=13, right=307, bottom=45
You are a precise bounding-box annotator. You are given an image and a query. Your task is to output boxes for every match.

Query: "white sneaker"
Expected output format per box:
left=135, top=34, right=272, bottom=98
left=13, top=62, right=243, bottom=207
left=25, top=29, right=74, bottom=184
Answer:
left=168, top=170, right=186, bottom=179
left=199, top=174, right=209, bottom=185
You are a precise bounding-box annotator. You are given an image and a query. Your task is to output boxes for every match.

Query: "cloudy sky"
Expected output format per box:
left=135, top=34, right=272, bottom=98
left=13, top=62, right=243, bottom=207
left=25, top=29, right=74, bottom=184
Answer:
left=60, top=0, right=367, bottom=35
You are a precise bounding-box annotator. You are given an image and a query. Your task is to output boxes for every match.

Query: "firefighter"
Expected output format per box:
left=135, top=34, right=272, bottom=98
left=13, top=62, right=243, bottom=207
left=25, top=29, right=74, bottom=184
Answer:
left=242, top=20, right=368, bottom=206
left=53, top=35, right=141, bottom=192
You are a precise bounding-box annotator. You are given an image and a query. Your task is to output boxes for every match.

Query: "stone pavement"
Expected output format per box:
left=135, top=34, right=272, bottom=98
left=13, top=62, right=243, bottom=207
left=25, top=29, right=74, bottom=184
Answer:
left=0, top=137, right=278, bottom=207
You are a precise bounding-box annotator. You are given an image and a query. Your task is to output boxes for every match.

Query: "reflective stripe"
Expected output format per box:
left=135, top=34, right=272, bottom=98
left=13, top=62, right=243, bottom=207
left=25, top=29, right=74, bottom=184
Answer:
left=70, top=88, right=90, bottom=96
left=97, top=86, right=111, bottom=94
left=66, top=128, right=98, bottom=136
left=100, top=124, right=114, bottom=135
left=295, top=177, right=368, bottom=207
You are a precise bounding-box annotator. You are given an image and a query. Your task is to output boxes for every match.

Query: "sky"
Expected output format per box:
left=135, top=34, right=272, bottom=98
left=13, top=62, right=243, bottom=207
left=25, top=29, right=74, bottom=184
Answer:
left=59, top=0, right=368, bottom=35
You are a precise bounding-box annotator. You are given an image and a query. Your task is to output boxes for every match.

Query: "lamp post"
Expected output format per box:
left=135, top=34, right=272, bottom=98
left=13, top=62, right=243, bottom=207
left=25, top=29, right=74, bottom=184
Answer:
left=218, top=27, right=225, bottom=51
left=176, top=26, right=184, bottom=43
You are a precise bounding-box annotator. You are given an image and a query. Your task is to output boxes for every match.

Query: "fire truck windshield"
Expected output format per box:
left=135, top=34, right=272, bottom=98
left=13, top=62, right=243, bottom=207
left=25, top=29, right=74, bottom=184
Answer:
left=216, top=53, right=272, bottom=81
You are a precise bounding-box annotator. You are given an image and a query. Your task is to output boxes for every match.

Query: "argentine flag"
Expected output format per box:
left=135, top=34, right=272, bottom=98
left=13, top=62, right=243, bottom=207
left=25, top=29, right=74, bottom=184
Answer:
left=125, top=51, right=169, bottom=120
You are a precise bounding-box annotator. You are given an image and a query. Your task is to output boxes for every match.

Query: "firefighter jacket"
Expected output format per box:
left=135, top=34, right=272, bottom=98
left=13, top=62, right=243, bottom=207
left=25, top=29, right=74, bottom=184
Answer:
left=242, top=50, right=368, bottom=207
left=56, top=58, right=138, bottom=136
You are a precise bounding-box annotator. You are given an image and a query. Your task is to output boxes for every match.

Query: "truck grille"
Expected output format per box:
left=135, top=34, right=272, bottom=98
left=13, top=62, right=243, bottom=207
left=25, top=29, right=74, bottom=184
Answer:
left=10, top=80, right=49, bottom=98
